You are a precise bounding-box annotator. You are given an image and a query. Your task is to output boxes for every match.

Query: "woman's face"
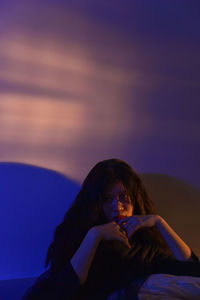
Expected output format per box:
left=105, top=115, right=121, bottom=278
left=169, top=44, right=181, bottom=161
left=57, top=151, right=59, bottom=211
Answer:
left=102, top=181, right=133, bottom=222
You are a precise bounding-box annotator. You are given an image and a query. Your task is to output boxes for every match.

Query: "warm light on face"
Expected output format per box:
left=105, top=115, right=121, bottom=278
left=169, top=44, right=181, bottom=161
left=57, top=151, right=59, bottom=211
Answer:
left=103, top=181, right=133, bottom=221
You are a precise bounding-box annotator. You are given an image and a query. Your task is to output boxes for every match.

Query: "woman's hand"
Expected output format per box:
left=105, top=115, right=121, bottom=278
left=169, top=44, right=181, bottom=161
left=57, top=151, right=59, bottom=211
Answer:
left=118, top=215, right=160, bottom=238
left=94, top=222, right=131, bottom=248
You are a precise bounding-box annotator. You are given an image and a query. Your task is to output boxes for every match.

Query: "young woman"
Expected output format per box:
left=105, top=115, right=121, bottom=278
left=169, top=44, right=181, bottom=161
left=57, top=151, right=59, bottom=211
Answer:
left=21, top=159, right=200, bottom=300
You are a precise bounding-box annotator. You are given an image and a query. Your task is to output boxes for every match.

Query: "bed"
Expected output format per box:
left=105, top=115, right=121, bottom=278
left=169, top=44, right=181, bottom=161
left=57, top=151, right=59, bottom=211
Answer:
left=107, top=274, right=200, bottom=299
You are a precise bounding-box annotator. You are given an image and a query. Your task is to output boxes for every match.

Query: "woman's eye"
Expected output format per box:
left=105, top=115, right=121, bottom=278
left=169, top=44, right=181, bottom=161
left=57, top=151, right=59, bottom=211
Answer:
left=119, top=193, right=127, bottom=200
left=121, top=194, right=131, bottom=203
left=104, top=193, right=131, bottom=204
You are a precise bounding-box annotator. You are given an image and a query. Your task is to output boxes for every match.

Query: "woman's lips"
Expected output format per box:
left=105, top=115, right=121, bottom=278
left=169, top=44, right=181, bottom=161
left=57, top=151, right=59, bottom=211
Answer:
left=112, top=215, right=125, bottom=222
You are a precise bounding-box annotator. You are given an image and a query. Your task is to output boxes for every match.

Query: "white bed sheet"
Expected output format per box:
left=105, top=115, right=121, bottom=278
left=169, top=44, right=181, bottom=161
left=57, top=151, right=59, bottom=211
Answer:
left=138, top=273, right=200, bottom=300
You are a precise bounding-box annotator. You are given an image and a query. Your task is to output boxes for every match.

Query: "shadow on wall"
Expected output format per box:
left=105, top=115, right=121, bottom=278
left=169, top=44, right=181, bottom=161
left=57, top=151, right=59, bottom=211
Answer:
left=0, top=162, right=80, bottom=281
left=141, top=173, right=200, bottom=257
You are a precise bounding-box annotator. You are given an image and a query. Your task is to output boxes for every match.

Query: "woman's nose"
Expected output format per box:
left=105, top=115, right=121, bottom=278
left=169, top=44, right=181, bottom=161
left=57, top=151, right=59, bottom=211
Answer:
left=111, top=197, right=123, bottom=210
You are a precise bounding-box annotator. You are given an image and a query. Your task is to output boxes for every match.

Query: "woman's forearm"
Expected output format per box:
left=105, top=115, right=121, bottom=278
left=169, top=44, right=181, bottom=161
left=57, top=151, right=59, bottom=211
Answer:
left=70, top=227, right=101, bottom=284
left=156, top=216, right=192, bottom=261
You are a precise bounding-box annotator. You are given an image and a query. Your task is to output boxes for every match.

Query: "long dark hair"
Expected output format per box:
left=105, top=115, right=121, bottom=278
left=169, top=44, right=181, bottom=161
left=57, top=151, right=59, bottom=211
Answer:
left=45, top=159, right=171, bottom=272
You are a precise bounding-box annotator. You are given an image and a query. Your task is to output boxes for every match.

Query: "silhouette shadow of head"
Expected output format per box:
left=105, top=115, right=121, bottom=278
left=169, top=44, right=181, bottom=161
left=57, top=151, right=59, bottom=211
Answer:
left=140, top=173, right=200, bottom=256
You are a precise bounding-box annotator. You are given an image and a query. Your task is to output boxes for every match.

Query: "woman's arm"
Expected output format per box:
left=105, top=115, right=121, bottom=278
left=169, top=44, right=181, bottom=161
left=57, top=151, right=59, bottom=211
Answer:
left=119, top=215, right=196, bottom=262
left=21, top=223, right=129, bottom=300
left=156, top=216, right=193, bottom=262
left=71, top=222, right=130, bottom=284
left=70, top=227, right=101, bottom=284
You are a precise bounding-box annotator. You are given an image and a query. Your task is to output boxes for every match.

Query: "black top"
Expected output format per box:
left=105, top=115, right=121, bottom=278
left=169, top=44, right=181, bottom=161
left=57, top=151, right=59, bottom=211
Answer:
left=21, top=233, right=200, bottom=300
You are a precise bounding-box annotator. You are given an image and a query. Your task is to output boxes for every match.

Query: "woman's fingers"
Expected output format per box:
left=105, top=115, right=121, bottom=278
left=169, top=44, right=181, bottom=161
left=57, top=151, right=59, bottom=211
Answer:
left=117, top=215, right=157, bottom=239
left=119, top=234, right=131, bottom=248
left=118, top=218, right=128, bottom=225
left=124, top=220, right=138, bottom=230
left=122, top=220, right=141, bottom=238
left=118, top=229, right=131, bottom=248
left=106, top=222, right=131, bottom=248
